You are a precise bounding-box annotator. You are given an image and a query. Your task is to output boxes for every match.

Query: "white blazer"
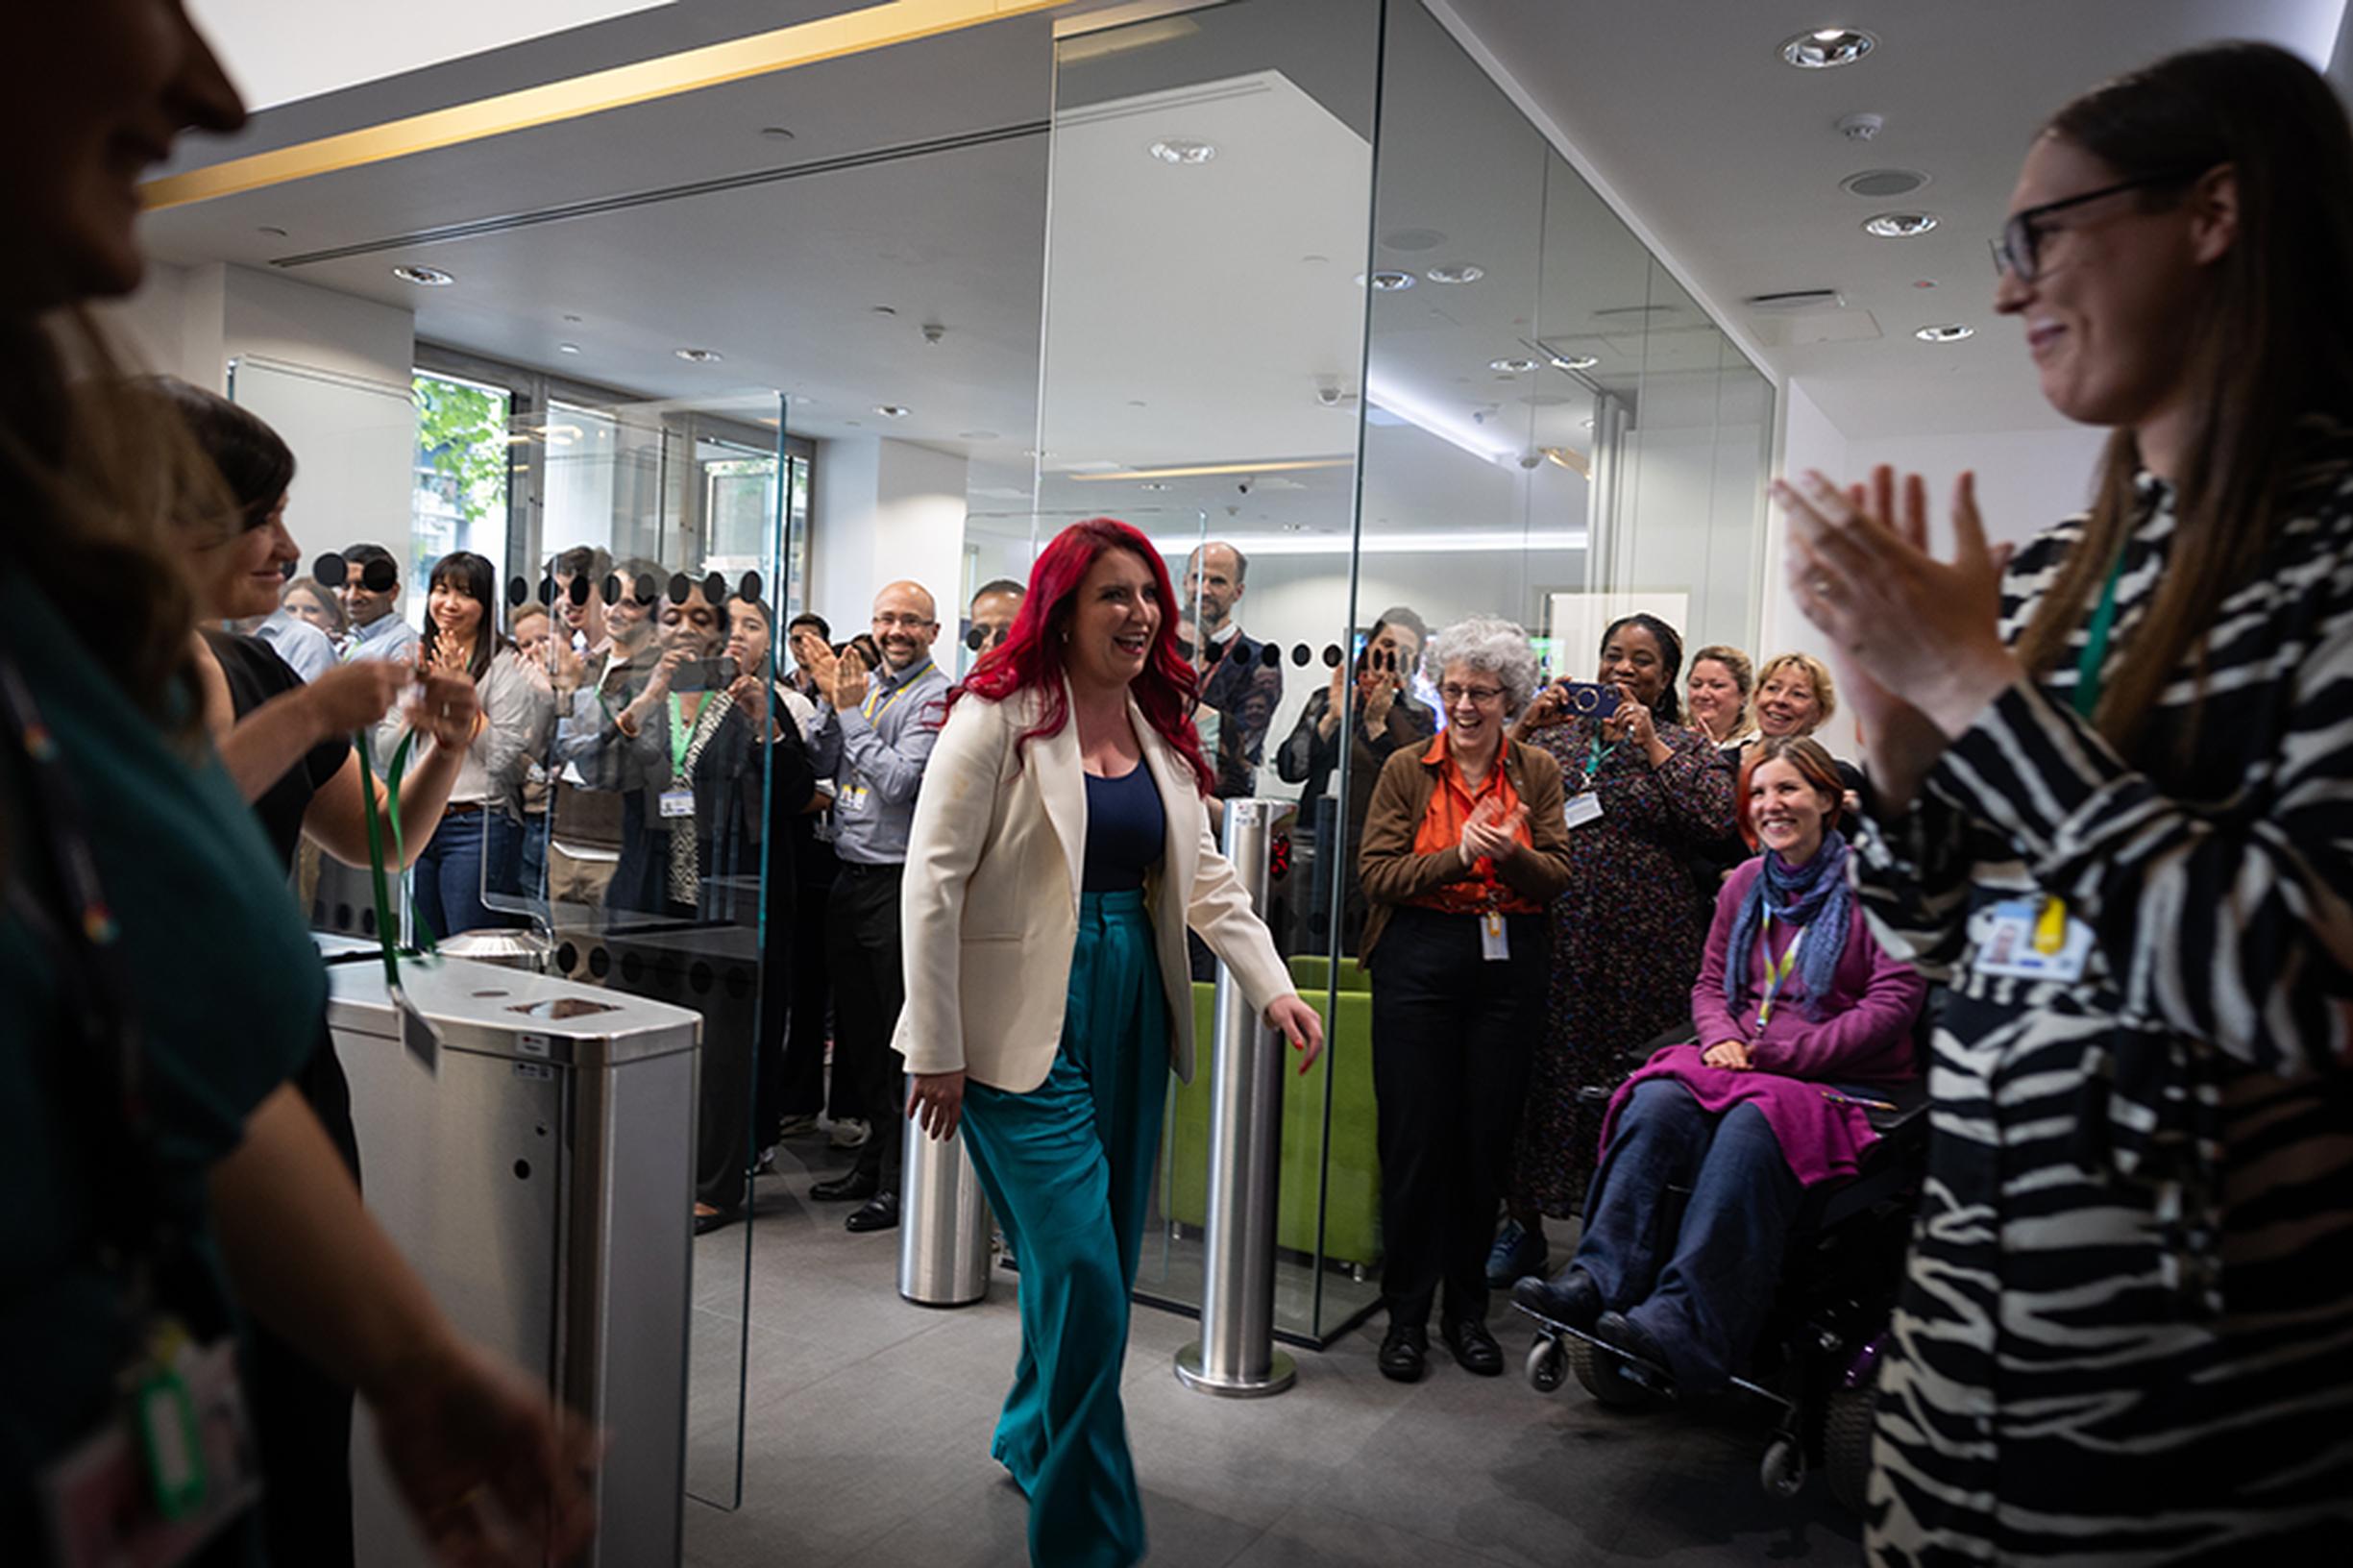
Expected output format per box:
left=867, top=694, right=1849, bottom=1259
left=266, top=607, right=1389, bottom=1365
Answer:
left=893, top=683, right=1296, bottom=1093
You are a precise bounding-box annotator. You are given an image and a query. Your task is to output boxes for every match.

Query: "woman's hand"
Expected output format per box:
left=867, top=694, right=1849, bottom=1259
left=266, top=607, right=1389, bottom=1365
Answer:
left=1265, top=995, right=1325, bottom=1074
left=306, top=659, right=411, bottom=740
left=370, top=1335, right=599, bottom=1567
left=1459, top=797, right=1527, bottom=865
left=908, top=1070, right=966, bottom=1140
left=1514, top=683, right=1568, bottom=738
left=1702, top=1040, right=1752, bottom=1071
left=1774, top=466, right=2022, bottom=741
left=726, top=673, right=767, bottom=723
left=408, top=668, right=483, bottom=752
left=1603, top=694, right=1665, bottom=764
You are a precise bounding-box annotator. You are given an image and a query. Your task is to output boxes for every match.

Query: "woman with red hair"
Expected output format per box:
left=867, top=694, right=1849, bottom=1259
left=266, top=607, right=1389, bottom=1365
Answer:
left=895, top=517, right=1323, bottom=1568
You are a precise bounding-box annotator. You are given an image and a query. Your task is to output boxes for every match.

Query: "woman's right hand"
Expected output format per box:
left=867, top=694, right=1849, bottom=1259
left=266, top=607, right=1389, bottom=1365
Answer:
left=1515, top=683, right=1567, bottom=736
left=1702, top=1040, right=1752, bottom=1070
left=306, top=660, right=411, bottom=740
left=908, top=1070, right=966, bottom=1140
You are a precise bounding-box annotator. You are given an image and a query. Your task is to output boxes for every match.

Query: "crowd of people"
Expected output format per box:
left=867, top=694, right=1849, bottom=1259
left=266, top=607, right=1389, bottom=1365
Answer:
left=6, top=9, right=2351, bottom=1568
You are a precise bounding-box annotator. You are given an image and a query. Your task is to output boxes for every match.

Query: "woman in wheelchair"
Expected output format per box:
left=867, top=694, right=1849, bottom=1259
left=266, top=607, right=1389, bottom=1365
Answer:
left=1513, top=736, right=1924, bottom=1393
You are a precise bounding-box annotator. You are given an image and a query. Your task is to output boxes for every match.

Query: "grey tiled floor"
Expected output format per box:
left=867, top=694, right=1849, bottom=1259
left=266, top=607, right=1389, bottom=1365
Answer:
left=680, top=1133, right=1864, bottom=1568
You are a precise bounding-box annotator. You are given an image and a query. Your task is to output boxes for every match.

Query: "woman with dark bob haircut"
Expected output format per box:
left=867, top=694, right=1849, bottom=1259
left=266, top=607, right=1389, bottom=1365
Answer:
left=1777, top=42, right=2353, bottom=1563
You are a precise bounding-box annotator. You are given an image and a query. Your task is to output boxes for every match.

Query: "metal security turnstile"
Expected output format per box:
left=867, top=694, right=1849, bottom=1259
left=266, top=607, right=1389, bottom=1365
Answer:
left=326, top=949, right=701, bottom=1568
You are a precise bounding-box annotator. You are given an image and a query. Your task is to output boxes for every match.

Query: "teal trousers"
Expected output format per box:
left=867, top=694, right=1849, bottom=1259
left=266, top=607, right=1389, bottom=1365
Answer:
left=960, top=889, right=1169, bottom=1568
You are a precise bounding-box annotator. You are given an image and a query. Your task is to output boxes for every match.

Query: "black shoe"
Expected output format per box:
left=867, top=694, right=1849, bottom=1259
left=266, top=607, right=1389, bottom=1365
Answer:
left=845, top=1191, right=900, bottom=1233
left=1512, top=1266, right=1604, bottom=1332
left=1377, top=1321, right=1429, bottom=1384
left=1593, top=1311, right=1676, bottom=1398
left=693, top=1205, right=741, bottom=1237
left=1442, top=1316, right=1505, bottom=1376
left=811, top=1169, right=879, bottom=1202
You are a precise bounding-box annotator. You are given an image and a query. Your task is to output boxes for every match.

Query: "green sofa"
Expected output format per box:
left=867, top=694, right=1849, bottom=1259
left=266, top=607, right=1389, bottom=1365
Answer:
left=1160, top=955, right=1381, bottom=1269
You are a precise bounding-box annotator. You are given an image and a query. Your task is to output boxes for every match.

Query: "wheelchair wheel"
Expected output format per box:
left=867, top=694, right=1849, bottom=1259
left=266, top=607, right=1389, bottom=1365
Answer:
left=1760, top=1436, right=1806, bottom=1500
left=1567, top=1333, right=1650, bottom=1408
left=1825, top=1374, right=1878, bottom=1516
left=1527, top=1335, right=1567, bottom=1394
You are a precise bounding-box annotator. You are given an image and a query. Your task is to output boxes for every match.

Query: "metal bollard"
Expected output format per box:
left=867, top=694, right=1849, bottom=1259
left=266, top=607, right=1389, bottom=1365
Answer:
left=899, top=1109, right=993, bottom=1307
left=1175, top=798, right=1297, bottom=1398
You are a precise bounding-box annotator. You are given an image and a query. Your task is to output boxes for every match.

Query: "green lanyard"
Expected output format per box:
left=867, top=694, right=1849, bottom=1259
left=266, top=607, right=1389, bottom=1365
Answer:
left=668, top=694, right=702, bottom=782
left=1754, top=915, right=1804, bottom=1026
left=1584, top=736, right=1618, bottom=781
left=2072, top=547, right=2128, bottom=720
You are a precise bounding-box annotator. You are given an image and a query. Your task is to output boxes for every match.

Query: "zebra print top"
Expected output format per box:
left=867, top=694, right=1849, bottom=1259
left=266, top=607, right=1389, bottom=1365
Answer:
left=1856, top=463, right=2353, bottom=1309
left=1852, top=458, right=2353, bottom=1562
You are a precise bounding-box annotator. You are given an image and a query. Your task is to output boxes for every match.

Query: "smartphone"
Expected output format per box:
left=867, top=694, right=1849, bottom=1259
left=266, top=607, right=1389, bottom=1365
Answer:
left=1555, top=680, right=1621, bottom=719
left=670, top=654, right=739, bottom=692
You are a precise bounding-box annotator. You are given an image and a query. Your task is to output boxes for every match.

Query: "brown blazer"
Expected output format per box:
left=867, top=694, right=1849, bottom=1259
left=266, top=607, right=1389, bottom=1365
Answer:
left=1357, top=735, right=1575, bottom=959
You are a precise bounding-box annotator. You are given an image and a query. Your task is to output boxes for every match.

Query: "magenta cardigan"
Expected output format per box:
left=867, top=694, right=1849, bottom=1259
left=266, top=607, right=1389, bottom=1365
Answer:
left=1600, top=857, right=1926, bottom=1188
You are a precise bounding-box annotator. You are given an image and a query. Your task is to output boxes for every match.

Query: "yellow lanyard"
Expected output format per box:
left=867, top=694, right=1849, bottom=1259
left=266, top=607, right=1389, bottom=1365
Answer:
left=860, top=660, right=933, bottom=722
left=1754, top=916, right=1805, bottom=1026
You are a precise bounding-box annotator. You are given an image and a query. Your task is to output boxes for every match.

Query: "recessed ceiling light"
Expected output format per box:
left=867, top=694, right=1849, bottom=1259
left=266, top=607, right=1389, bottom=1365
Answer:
left=257, top=225, right=287, bottom=238
left=1781, top=28, right=1875, bottom=68
left=1427, top=263, right=1485, bottom=284
left=562, top=313, right=583, bottom=324
left=874, top=404, right=910, bottom=418
left=1915, top=324, right=1974, bottom=343
left=760, top=126, right=795, bottom=140
left=1864, top=212, right=1938, bottom=238
left=1581, top=417, right=1596, bottom=431
left=1489, top=356, right=1537, bottom=374
left=1358, top=270, right=1415, bottom=291
left=1549, top=353, right=1601, bottom=372
left=1149, top=137, right=1215, bottom=165
left=557, top=342, right=581, bottom=355
left=392, top=264, right=453, bottom=286
left=675, top=347, right=723, bottom=363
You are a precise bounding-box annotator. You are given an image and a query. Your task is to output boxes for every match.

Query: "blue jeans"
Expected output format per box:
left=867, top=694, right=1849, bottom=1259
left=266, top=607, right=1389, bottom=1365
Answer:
left=1571, top=1079, right=1801, bottom=1392
left=411, top=810, right=515, bottom=940
left=483, top=808, right=550, bottom=909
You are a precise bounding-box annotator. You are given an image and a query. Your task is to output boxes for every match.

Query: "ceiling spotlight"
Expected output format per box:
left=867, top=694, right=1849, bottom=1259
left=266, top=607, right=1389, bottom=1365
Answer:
left=1426, top=263, right=1485, bottom=284
left=675, top=347, right=723, bottom=363
left=1148, top=137, right=1215, bottom=165
left=1549, top=352, right=1601, bottom=372
left=1780, top=28, right=1875, bottom=69
left=1489, top=356, right=1538, bottom=374
left=1864, top=212, right=1938, bottom=238
left=874, top=404, right=911, bottom=418
left=1915, top=324, right=1975, bottom=343
left=1358, top=270, right=1415, bottom=291
left=557, top=342, right=581, bottom=355
left=392, top=264, right=453, bottom=286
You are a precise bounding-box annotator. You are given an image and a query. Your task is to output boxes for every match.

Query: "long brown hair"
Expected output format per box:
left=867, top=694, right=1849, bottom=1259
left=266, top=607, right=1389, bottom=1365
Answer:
left=0, top=311, right=222, bottom=736
left=2013, top=43, right=2353, bottom=755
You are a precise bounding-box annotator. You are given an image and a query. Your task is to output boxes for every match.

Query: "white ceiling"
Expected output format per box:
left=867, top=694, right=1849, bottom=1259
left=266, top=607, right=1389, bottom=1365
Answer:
left=1436, top=0, right=2352, bottom=440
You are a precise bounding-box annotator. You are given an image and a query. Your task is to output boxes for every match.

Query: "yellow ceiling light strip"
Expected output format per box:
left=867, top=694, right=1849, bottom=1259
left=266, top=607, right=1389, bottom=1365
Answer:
left=1067, top=457, right=1353, bottom=480
left=142, top=0, right=1066, bottom=211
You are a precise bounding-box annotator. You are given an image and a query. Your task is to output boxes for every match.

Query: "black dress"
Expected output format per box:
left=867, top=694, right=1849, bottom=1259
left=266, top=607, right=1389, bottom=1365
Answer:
left=203, top=629, right=361, bottom=1568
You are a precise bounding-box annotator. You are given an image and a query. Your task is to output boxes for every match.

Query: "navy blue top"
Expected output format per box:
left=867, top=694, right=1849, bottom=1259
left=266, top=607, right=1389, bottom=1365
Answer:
left=1082, top=764, right=1164, bottom=892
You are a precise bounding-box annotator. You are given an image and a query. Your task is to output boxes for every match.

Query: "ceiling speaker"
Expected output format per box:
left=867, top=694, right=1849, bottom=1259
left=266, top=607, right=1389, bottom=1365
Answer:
left=1842, top=168, right=1930, bottom=199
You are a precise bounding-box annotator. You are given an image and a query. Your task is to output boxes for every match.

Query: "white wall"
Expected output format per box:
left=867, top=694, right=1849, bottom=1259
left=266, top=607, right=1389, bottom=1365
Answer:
left=811, top=437, right=968, bottom=635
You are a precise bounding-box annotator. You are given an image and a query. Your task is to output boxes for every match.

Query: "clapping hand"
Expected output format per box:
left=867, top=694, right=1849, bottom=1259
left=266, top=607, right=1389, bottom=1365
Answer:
left=830, top=643, right=871, bottom=711
left=1458, top=796, right=1527, bottom=867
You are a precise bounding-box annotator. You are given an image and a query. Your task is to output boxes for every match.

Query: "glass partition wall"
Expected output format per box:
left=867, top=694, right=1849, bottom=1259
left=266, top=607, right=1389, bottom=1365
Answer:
left=1017, top=0, right=1776, bottom=1348
left=237, top=358, right=787, bottom=1508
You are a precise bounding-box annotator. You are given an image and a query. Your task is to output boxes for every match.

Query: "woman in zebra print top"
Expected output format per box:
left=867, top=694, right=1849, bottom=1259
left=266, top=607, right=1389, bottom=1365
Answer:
left=1775, top=42, right=2353, bottom=1566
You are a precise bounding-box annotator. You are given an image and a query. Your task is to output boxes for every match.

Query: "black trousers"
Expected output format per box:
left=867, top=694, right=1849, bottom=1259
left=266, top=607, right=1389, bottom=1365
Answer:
left=1368, top=905, right=1546, bottom=1327
left=829, top=861, right=907, bottom=1192
left=772, top=861, right=846, bottom=1125
left=249, top=1032, right=360, bottom=1567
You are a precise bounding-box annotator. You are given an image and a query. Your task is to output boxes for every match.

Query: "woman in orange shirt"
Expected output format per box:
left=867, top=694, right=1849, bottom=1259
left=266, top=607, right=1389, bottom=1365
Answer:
left=1358, top=616, right=1575, bottom=1382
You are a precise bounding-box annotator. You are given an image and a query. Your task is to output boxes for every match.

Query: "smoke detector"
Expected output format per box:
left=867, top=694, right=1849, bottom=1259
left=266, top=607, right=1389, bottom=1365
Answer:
left=1836, top=112, right=1884, bottom=142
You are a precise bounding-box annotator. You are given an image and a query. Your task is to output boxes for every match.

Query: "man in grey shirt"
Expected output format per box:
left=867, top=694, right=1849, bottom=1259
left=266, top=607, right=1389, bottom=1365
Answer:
left=796, top=579, right=950, bottom=1234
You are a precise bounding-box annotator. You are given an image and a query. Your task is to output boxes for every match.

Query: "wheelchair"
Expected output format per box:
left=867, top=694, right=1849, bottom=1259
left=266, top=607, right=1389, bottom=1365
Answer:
left=1515, top=1011, right=1934, bottom=1514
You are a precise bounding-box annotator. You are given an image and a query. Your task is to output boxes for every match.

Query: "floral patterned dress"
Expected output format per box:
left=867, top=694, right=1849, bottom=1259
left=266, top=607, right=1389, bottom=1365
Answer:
left=1515, top=711, right=1736, bottom=1215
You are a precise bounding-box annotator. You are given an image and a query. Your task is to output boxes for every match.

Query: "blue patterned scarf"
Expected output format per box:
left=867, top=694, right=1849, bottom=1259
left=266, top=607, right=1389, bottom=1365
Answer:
left=1724, top=830, right=1852, bottom=1019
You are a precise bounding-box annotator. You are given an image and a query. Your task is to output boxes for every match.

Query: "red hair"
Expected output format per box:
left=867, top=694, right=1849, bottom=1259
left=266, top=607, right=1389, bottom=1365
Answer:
left=948, top=518, right=1214, bottom=793
left=1734, top=735, right=1846, bottom=848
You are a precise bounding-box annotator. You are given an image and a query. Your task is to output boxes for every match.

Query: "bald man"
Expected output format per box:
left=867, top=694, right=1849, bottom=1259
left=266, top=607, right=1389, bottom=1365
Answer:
left=797, top=579, right=950, bottom=1233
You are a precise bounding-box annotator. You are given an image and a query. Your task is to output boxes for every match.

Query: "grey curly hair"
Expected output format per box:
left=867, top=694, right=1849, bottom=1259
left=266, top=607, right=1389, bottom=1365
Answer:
left=1422, top=615, right=1541, bottom=716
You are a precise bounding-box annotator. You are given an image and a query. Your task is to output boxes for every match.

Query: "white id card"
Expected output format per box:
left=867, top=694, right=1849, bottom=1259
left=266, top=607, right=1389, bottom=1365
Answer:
left=1481, top=911, right=1509, bottom=962
left=658, top=788, right=695, bottom=820
left=1564, top=793, right=1605, bottom=829
left=1973, top=898, right=2094, bottom=982
left=837, top=783, right=870, bottom=813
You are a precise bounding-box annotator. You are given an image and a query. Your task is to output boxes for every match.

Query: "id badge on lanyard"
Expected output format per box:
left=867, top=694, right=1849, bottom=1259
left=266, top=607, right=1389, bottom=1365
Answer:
left=1481, top=910, right=1509, bottom=961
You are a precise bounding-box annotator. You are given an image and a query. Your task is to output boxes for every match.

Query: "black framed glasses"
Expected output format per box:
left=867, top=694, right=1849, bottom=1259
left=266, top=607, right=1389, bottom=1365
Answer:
left=1990, top=169, right=2205, bottom=282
